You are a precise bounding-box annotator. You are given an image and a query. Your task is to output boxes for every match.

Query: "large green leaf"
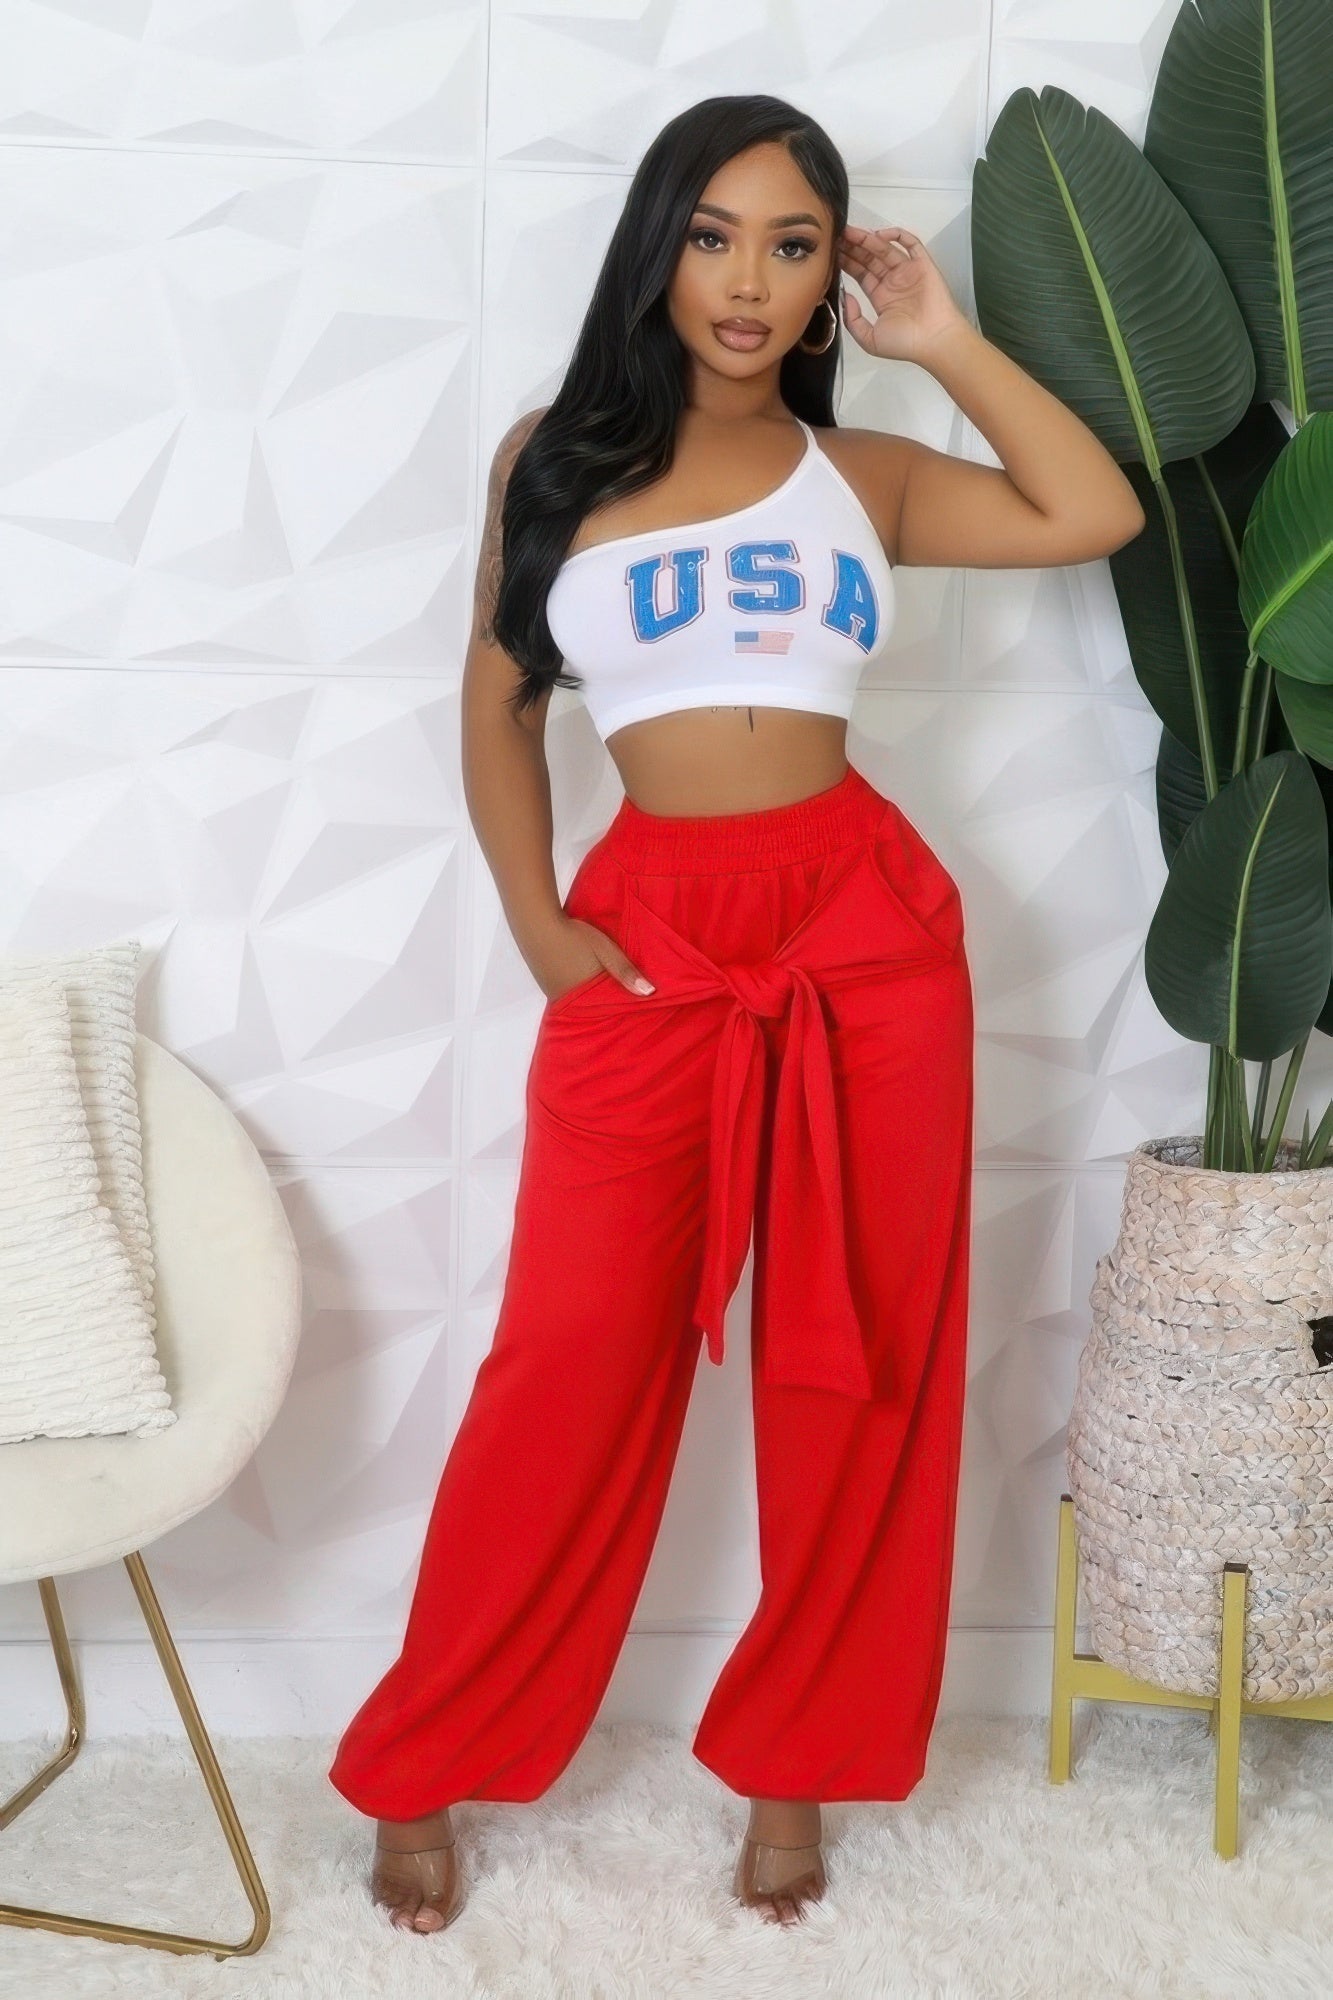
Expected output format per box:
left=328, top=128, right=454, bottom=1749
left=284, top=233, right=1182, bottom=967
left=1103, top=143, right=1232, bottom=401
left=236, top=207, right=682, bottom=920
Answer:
left=1156, top=726, right=1210, bottom=866
left=1144, top=0, right=1333, bottom=418
left=1144, top=749, right=1331, bottom=1056
left=1305, top=751, right=1333, bottom=1035
left=1111, top=404, right=1288, bottom=758
left=1274, top=670, right=1333, bottom=764
left=972, top=85, right=1255, bottom=472
left=1237, top=408, right=1333, bottom=680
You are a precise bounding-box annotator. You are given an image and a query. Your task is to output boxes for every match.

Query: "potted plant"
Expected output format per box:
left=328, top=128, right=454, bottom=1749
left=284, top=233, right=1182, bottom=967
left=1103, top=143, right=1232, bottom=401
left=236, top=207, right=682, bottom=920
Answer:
left=970, top=0, right=1333, bottom=1700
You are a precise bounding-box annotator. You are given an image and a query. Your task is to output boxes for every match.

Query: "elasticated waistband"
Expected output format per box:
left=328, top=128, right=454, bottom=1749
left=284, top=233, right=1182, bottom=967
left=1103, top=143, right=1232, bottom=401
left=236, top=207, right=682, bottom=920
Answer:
left=602, top=762, right=886, bottom=874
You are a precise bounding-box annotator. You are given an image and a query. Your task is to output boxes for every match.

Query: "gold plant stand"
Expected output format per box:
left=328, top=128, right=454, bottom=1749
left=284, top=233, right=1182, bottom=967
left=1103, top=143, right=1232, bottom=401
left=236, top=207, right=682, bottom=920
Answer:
left=1050, top=1492, right=1333, bottom=1859
left=0, top=1550, right=270, bottom=1957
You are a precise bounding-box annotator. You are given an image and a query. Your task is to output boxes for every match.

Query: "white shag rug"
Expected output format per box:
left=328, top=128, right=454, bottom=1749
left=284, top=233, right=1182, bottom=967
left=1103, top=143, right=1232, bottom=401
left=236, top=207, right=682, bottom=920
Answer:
left=3, top=1711, right=1333, bottom=1998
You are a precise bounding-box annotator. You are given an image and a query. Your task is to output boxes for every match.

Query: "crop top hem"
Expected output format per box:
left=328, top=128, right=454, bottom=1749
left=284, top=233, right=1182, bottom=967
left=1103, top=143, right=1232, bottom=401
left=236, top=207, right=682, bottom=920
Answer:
left=595, top=685, right=858, bottom=740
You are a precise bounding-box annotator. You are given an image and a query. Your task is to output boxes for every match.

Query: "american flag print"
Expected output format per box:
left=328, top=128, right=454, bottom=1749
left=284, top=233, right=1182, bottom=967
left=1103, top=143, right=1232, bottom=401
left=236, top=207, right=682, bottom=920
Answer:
left=733, top=629, right=794, bottom=654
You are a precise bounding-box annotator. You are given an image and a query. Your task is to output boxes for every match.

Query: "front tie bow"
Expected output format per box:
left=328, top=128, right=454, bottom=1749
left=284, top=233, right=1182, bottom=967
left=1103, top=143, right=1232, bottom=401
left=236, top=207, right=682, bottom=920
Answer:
left=625, top=883, right=882, bottom=1400
left=694, top=955, right=873, bottom=1398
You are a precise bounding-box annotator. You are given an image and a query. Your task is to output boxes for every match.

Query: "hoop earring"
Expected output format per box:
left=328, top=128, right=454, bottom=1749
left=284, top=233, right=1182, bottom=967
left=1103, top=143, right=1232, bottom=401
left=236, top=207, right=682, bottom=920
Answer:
left=797, top=296, right=837, bottom=355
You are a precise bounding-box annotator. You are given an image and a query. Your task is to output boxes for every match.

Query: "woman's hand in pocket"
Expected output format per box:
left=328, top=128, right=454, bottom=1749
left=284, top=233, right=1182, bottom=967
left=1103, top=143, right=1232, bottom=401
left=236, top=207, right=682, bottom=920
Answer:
left=536, top=915, right=655, bottom=1005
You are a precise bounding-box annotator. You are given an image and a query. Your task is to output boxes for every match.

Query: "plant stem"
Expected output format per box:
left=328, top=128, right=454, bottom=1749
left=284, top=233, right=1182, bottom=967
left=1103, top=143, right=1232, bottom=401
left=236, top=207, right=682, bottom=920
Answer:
left=1204, top=1042, right=1221, bottom=1167
left=1218, top=1048, right=1233, bottom=1167
left=1249, top=661, right=1274, bottom=761
left=1306, top=1096, right=1333, bottom=1170
left=1251, top=1057, right=1272, bottom=1144
left=1233, top=650, right=1260, bottom=775
left=1233, top=1053, right=1254, bottom=1170
left=1259, top=1036, right=1307, bottom=1171
left=1153, top=476, right=1218, bottom=797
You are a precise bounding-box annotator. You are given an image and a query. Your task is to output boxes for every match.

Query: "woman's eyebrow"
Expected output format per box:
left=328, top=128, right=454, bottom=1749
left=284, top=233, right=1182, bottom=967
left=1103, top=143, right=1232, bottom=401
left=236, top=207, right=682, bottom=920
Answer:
left=692, top=201, right=824, bottom=229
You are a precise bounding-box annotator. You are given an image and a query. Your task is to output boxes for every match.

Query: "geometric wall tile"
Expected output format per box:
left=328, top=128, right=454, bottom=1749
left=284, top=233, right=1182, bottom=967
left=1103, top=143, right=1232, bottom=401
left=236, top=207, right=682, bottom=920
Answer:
left=0, top=669, right=463, bottom=1160
left=953, top=1165, right=1129, bottom=1628
left=0, top=2, right=487, bottom=160
left=487, top=0, right=991, bottom=186
left=0, top=148, right=479, bottom=672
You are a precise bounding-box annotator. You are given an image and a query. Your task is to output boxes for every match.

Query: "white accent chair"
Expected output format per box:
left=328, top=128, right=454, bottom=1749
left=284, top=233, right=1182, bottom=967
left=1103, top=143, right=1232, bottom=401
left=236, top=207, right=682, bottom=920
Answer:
left=0, top=1034, right=302, bottom=1959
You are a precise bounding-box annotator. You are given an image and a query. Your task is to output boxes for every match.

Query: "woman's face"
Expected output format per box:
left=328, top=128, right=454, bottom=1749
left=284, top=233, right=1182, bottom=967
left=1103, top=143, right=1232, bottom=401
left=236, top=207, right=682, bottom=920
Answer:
left=666, top=141, right=837, bottom=377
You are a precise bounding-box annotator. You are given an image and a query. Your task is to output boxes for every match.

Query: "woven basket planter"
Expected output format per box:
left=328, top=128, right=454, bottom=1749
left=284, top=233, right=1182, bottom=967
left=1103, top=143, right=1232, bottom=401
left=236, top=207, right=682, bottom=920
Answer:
left=1066, top=1134, right=1333, bottom=1702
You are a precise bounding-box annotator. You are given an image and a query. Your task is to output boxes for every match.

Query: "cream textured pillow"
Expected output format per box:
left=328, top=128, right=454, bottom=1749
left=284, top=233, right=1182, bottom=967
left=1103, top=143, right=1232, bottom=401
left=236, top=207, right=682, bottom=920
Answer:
left=0, top=976, right=174, bottom=1443
left=0, top=939, right=155, bottom=1313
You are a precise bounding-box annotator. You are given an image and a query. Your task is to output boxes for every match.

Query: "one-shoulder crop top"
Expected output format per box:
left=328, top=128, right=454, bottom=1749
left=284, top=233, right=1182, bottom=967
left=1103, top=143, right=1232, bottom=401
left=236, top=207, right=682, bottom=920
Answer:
left=544, top=418, right=895, bottom=743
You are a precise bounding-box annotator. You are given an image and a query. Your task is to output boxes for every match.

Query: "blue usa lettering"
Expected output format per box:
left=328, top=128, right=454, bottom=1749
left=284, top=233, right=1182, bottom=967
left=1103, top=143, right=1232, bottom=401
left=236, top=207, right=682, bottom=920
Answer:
left=726, top=541, right=805, bottom=614
left=626, top=548, right=706, bottom=642
left=626, top=543, right=878, bottom=649
left=820, top=549, right=879, bottom=651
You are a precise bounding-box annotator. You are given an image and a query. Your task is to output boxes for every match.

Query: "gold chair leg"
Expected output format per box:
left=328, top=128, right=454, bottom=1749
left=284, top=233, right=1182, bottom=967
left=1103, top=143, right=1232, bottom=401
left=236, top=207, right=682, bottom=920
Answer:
left=0, top=1550, right=271, bottom=1958
left=0, top=1578, right=85, bottom=1828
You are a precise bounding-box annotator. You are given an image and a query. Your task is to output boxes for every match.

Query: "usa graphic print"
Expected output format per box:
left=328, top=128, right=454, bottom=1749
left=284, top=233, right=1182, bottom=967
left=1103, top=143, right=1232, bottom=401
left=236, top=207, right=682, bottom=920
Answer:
left=625, top=542, right=879, bottom=652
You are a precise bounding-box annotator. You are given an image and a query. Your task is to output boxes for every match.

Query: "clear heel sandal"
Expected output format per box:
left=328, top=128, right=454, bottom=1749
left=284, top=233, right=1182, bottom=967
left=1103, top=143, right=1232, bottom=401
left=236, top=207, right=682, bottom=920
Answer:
left=731, top=1834, right=827, bottom=1923
left=371, top=1838, right=466, bottom=1933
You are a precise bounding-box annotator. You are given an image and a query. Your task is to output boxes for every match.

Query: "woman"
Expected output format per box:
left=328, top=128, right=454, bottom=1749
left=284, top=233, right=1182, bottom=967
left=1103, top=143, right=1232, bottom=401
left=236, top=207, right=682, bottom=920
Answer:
left=327, top=92, right=1145, bottom=1933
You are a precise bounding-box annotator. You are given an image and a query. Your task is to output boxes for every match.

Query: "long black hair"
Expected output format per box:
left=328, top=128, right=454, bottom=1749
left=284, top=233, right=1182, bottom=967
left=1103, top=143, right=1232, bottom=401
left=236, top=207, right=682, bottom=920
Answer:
left=493, top=94, right=849, bottom=718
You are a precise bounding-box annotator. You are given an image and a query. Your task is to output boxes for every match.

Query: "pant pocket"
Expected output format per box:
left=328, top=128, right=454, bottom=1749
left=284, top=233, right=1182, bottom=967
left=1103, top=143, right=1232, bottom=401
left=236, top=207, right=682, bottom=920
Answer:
left=868, top=800, right=964, bottom=962
left=547, top=841, right=636, bottom=1013
left=545, top=965, right=616, bottom=1013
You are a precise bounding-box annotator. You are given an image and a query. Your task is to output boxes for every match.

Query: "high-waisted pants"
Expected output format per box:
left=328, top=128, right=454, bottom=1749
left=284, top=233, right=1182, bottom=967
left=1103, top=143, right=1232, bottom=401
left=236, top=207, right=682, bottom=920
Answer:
left=327, top=760, right=974, bottom=1816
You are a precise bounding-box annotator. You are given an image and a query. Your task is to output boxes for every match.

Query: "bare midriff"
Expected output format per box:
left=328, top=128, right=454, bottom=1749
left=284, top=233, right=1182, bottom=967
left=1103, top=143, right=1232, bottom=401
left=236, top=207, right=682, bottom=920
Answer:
left=604, top=705, right=851, bottom=816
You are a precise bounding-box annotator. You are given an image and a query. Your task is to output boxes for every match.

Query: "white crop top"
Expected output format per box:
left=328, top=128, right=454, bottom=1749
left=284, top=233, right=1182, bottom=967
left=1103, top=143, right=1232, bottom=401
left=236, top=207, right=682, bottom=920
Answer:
left=545, top=417, right=895, bottom=743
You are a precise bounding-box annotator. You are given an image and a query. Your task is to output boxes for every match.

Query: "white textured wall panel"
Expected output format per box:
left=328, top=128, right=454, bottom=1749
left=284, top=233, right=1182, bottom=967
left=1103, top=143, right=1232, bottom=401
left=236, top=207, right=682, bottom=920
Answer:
left=486, top=0, right=991, bottom=183
left=0, top=149, right=479, bottom=672
left=0, top=0, right=487, bottom=159
left=4, top=1, right=1329, bottom=1741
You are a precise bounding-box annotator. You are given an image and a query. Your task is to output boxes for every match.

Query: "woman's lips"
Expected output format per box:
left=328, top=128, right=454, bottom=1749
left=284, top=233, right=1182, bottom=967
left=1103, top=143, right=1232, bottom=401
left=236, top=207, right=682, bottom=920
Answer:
left=714, top=322, right=769, bottom=350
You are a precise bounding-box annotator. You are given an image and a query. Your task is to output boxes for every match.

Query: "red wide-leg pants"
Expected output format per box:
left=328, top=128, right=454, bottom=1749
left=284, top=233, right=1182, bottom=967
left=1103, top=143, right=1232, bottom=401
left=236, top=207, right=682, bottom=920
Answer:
left=327, top=761, right=974, bottom=1817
